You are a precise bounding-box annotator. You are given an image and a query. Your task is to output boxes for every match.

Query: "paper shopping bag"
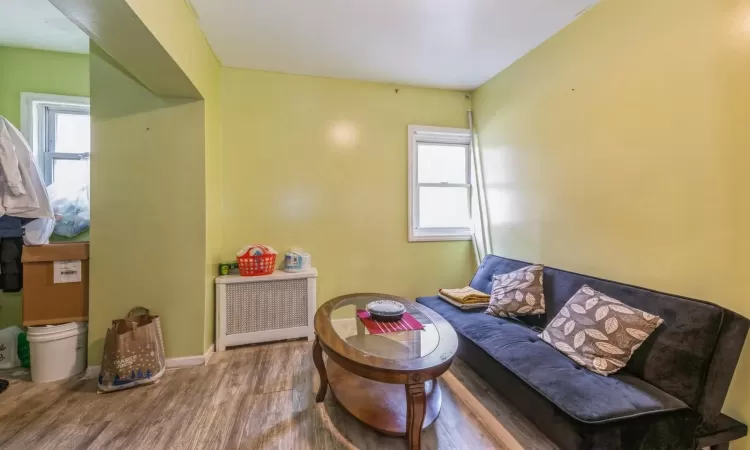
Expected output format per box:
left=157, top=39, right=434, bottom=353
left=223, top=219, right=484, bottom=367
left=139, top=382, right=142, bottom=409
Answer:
left=97, top=307, right=166, bottom=393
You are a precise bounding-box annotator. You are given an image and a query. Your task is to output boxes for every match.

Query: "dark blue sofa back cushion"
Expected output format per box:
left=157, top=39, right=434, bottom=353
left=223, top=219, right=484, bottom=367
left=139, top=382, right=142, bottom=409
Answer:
left=469, top=255, right=724, bottom=411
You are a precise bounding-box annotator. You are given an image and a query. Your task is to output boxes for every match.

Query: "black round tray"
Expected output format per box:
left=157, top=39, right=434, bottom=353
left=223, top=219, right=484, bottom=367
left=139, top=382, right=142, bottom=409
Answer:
left=369, top=312, right=404, bottom=322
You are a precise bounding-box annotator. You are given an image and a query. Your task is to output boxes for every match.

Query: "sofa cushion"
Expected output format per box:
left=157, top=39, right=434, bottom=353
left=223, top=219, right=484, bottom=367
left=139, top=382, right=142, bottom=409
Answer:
left=418, top=295, right=532, bottom=341
left=469, top=255, right=726, bottom=411
left=486, top=264, right=546, bottom=318
left=470, top=255, right=532, bottom=294
left=418, top=295, right=689, bottom=424
left=455, top=330, right=700, bottom=450
left=469, top=256, right=549, bottom=328
left=539, top=285, right=664, bottom=376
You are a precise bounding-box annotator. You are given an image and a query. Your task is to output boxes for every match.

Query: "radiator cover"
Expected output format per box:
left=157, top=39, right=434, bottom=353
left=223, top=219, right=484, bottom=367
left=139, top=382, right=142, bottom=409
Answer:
left=215, top=269, right=317, bottom=351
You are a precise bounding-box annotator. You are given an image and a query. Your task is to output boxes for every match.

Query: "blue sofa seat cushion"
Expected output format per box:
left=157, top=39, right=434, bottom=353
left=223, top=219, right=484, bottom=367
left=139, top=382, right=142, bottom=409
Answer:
left=417, top=295, right=689, bottom=424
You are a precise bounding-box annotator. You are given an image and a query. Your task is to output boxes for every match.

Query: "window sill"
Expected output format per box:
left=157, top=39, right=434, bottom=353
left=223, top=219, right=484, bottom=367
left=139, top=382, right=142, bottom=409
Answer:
left=408, top=231, right=472, bottom=242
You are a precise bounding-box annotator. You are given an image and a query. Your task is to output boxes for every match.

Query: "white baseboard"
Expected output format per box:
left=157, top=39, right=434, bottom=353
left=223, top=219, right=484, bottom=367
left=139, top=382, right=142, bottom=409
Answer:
left=203, top=344, right=215, bottom=364
left=86, top=344, right=216, bottom=375
left=220, top=326, right=312, bottom=350
left=166, top=344, right=214, bottom=369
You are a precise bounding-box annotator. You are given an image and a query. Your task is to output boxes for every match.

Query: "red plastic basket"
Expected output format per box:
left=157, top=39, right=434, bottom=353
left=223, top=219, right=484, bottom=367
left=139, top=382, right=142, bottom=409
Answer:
left=237, top=253, right=276, bottom=276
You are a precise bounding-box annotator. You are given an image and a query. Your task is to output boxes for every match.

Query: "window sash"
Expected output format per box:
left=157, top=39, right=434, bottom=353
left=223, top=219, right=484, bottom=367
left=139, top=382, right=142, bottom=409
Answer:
left=44, top=153, right=90, bottom=185
left=408, top=125, right=473, bottom=242
left=45, top=106, right=90, bottom=153
left=415, top=141, right=471, bottom=185
left=414, top=184, right=472, bottom=231
left=415, top=141, right=471, bottom=231
left=40, top=105, right=90, bottom=186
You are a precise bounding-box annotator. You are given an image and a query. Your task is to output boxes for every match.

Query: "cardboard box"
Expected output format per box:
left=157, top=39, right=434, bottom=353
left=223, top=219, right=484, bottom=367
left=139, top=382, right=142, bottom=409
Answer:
left=22, top=242, right=89, bottom=326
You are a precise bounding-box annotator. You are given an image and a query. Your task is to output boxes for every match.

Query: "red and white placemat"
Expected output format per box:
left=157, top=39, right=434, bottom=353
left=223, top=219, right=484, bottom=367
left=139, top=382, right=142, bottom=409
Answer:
left=356, top=310, right=425, bottom=334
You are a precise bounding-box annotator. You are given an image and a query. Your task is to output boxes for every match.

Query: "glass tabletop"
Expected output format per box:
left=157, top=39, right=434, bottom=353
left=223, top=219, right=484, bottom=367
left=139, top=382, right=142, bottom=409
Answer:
left=331, top=295, right=440, bottom=361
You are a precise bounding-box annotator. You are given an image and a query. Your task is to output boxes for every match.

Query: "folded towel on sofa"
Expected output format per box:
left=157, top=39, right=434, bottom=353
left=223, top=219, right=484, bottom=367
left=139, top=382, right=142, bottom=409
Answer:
left=438, top=293, right=489, bottom=310
left=439, top=286, right=490, bottom=304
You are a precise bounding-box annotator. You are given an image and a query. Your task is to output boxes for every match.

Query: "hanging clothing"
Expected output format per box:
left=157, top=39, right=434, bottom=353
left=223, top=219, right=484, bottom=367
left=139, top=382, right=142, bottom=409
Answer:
left=0, top=217, right=26, bottom=292
left=0, top=237, right=23, bottom=292
left=0, top=216, right=27, bottom=238
left=0, top=117, right=53, bottom=220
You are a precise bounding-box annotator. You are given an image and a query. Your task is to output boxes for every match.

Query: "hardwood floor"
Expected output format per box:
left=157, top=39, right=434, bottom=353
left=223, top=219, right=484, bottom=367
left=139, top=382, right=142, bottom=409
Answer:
left=0, top=341, right=557, bottom=450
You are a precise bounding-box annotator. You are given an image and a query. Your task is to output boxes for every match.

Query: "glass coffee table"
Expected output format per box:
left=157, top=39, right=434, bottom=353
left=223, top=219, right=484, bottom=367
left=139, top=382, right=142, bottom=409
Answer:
left=313, top=293, right=458, bottom=450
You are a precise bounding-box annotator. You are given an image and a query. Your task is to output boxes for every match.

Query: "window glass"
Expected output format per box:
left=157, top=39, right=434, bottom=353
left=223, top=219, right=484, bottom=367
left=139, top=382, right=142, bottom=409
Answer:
left=418, top=186, right=470, bottom=228
left=54, top=113, right=90, bottom=153
left=53, top=159, right=90, bottom=188
left=417, top=144, right=467, bottom=184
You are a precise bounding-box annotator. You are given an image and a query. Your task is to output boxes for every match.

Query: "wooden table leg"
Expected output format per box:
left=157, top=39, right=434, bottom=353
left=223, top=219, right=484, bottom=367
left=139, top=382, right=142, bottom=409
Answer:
left=406, top=382, right=427, bottom=450
left=313, top=336, right=328, bottom=402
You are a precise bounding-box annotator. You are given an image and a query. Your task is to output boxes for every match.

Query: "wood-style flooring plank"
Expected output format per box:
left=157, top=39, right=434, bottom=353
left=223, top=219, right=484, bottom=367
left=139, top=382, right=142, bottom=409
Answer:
left=290, top=346, right=349, bottom=450
left=0, top=340, right=556, bottom=450
left=438, top=372, right=519, bottom=450
left=226, top=390, right=296, bottom=449
left=162, top=358, right=235, bottom=449
left=109, top=362, right=229, bottom=450
left=0, top=373, right=88, bottom=447
left=84, top=370, right=187, bottom=449
left=251, top=342, right=305, bottom=395
left=448, top=359, right=559, bottom=450
left=4, top=375, right=109, bottom=450
left=189, top=343, right=270, bottom=449
left=206, top=348, right=234, bottom=365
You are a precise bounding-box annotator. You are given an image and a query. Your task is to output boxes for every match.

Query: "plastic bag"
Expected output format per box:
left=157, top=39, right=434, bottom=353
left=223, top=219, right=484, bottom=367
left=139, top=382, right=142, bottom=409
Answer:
left=23, top=218, right=56, bottom=245
left=48, top=183, right=90, bottom=238
left=0, top=326, right=23, bottom=369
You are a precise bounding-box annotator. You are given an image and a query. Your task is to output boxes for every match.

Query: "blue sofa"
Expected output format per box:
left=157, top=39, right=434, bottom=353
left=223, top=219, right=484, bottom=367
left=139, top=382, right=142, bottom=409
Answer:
left=417, top=255, right=748, bottom=450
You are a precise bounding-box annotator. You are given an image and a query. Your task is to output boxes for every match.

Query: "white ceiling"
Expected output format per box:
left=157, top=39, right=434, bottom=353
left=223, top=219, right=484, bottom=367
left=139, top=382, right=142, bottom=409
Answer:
left=0, top=0, right=89, bottom=54
left=190, top=0, right=597, bottom=90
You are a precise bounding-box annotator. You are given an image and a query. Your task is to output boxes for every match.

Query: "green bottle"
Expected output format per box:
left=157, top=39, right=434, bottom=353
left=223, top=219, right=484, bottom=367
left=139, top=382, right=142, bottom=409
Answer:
left=17, top=332, right=30, bottom=369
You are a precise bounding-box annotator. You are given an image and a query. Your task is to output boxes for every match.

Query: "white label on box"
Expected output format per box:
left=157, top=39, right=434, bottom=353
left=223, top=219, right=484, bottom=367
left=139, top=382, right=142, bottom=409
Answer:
left=54, top=260, right=82, bottom=284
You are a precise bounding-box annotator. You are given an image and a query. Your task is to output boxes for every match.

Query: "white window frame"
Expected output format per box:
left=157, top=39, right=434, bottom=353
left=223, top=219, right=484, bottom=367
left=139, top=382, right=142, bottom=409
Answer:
left=20, top=92, right=91, bottom=186
left=408, top=125, right=473, bottom=242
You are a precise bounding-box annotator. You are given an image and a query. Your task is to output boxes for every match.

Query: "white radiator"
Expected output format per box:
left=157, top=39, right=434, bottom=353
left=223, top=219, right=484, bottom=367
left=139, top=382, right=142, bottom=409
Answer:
left=215, top=269, right=317, bottom=351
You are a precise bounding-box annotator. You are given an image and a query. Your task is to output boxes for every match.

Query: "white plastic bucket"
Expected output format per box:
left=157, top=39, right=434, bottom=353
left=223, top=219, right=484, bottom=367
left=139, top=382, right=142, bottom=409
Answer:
left=27, top=322, right=87, bottom=382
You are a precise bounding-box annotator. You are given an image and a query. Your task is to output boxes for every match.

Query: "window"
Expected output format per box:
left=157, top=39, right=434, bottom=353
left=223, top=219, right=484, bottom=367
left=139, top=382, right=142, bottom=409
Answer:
left=21, top=93, right=90, bottom=187
left=408, top=125, right=472, bottom=242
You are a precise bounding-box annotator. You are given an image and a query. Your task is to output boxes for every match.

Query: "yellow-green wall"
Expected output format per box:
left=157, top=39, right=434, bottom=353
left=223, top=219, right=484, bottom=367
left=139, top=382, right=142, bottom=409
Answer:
left=204, top=89, right=222, bottom=351
left=124, top=0, right=219, bottom=99
left=0, top=46, right=88, bottom=128
left=83, top=0, right=221, bottom=361
left=74, top=0, right=473, bottom=362
left=0, top=46, right=89, bottom=329
left=123, top=0, right=221, bottom=353
left=472, top=0, right=750, bottom=446
left=89, top=46, right=207, bottom=362
left=220, top=69, right=476, bottom=309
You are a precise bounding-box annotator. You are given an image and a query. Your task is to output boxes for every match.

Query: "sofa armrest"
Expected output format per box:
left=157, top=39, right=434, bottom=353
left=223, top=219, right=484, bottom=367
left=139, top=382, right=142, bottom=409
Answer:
left=694, top=413, right=748, bottom=449
left=695, top=309, right=749, bottom=422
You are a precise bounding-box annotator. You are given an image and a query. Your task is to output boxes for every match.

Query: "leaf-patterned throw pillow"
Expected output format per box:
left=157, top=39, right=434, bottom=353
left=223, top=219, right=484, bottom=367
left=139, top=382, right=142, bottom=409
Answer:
left=485, top=264, right=545, bottom=318
left=539, top=285, right=664, bottom=376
